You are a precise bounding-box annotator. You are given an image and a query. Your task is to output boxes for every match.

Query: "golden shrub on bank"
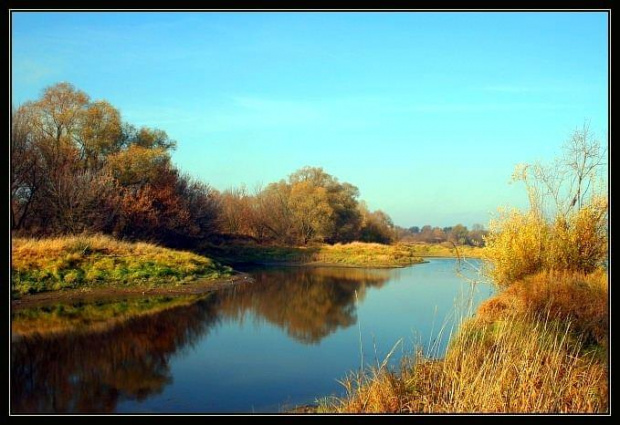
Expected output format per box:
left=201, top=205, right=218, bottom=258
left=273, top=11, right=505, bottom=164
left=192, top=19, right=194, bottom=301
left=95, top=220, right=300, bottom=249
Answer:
left=484, top=195, right=607, bottom=286
left=483, top=208, right=547, bottom=285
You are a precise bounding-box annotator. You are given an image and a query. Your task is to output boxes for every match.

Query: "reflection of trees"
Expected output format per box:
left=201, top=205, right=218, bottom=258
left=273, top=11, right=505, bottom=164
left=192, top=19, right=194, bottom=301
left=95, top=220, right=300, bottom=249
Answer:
left=11, top=267, right=393, bottom=413
left=215, top=267, right=391, bottom=344
left=11, top=296, right=219, bottom=413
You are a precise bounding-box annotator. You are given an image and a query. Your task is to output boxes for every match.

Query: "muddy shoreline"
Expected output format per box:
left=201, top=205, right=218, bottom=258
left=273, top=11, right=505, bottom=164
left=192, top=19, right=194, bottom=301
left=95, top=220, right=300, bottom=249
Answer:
left=11, top=272, right=254, bottom=311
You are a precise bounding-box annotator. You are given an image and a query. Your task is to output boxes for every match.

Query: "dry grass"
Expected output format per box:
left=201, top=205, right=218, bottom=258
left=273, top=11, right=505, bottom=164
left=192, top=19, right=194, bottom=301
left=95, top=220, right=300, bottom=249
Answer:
left=319, top=271, right=608, bottom=414
left=206, top=241, right=482, bottom=268
left=400, top=242, right=484, bottom=259
left=11, top=234, right=232, bottom=297
left=309, top=242, right=425, bottom=267
left=206, top=241, right=427, bottom=268
left=477, top=270, right=608, bottom=349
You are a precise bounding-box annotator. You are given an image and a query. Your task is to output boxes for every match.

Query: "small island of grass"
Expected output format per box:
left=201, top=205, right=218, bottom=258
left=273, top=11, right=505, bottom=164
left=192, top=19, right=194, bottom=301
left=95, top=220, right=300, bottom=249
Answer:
left=11, top=234, right=233, bottom=299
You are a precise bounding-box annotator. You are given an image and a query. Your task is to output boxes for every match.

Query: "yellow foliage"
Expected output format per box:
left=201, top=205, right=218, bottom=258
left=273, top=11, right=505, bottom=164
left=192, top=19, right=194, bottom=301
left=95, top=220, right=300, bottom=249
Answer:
left=483, top=208, right=547, bottom=285
left=483, top=197, right=607, bottom=286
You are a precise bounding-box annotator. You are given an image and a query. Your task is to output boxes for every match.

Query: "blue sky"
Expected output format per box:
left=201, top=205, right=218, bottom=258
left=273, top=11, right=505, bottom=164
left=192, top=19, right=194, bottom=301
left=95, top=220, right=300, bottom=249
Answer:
left=11, top=12, right=608, bottom=228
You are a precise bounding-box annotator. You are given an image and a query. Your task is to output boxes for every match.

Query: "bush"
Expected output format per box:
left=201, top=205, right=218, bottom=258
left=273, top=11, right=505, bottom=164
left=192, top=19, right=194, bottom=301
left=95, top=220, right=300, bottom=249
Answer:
left=484, top=197, right=607, bottom=286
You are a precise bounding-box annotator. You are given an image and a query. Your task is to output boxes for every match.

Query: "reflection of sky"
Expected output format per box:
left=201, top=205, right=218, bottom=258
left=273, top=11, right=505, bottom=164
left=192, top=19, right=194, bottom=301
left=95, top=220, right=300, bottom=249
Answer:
left=117, top=259, right=494, bottom=413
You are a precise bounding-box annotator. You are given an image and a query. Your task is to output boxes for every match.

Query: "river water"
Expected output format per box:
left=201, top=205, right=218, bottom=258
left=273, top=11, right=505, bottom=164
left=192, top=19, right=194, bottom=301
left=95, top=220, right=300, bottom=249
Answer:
left=11, top=258, right=494, bottom=413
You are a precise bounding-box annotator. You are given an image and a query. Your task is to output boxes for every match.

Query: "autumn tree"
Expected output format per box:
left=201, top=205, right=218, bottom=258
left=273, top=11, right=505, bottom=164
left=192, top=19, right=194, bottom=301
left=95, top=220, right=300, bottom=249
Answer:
left=358, top=202, right=395, bottom=244
left=11, top=83, right=118, bottom=235
left=288, top=180, right=333, bottom=244
left=448, top=224, right=469, bottom=245
left=11, top=105, right=42, bottom=231
left=484, top=123, right=608, bottom=285
left=217, top=186, right=256, bottom=238
left=10, top=82, right=219, bottom=247
left=289, top=167, right=362, bottom=243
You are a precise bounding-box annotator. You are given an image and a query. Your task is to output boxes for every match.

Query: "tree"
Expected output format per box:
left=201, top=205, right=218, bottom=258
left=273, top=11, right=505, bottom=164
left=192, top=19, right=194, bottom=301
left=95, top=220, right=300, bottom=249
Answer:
left=512, top=122, right=606, bottom=219
left=11, top=105, right=42, bottom=231
left=10, top=82, right=218, bottom=247
left=33, top=82, right=89, bottom=145
left=75, top=100, right=122, bottom=169
left=289, top=166, right=362, bottom=243
left=260, top=180, right=295, bottom=244
left=107, top=145, right=171, bottom=188
left=448, top=224, right=469, bottom=245
left=358, top=202, right=395, bottom=244
left=469, top=223, right=487, bottom=247
left=289, top=180, right=333, bottom=244
left=485, top=122, right=608, bottom=284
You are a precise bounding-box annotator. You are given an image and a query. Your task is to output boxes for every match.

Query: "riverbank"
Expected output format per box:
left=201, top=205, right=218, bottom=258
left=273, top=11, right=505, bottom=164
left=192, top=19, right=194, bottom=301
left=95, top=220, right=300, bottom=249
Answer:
left=203, top=241, right=426, bottom=268
left=402, top=242, right=483, bottom=258
left=11, top=235, right=233, bottom=299
left=11, top=272, right=253, bottom=311
left=317, top=270, right=608, bottom=413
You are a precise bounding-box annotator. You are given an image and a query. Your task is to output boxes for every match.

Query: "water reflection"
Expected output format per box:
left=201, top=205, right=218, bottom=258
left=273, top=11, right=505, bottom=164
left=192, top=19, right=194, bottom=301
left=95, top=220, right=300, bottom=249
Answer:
left=11, top=267, right=391, bottom=413
left=11, top=296, right=220, bottom=413
left=220, top=267, right=391, bottom=343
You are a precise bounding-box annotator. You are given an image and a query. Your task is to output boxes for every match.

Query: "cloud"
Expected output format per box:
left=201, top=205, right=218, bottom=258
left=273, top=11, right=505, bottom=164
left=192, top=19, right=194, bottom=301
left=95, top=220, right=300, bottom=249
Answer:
left=482, top=85, right=536, bottom=93
left=481, top=83, right=578, bottom=94
left=12, top=59, right=59, bottom=85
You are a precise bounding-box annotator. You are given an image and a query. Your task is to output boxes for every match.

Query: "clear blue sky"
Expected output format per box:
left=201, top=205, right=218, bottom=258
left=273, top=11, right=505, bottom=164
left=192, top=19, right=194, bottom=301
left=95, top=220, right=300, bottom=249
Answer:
left=11, top=11, right=608, bottom=228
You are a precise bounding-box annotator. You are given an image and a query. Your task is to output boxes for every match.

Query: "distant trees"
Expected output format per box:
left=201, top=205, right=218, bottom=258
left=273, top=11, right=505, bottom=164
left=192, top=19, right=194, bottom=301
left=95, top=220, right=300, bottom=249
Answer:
left=13, top=82, right=495, bottom=250
left=216, top=167, right=393, bottom=245
left=396, top=223, right=487, bottom=246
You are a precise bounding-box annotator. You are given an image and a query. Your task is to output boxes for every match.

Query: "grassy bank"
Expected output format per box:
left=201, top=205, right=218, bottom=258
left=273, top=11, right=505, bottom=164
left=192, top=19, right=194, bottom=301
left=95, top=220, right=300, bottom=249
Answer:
left=318, top=271, right=608, bottom=413
left=11, top=235, right=232, bottom=298
left=401, top=242, right=483, bottom=258
left=204, top=241, right=426, bottom=268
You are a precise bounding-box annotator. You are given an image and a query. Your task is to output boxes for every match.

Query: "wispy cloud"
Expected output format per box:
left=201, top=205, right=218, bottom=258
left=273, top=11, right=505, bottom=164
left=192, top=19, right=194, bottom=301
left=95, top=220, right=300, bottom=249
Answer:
left=407, top=102, right=575, bottom=113
left=12, top=59, right=59, bottom=84
left=122, top=106, right=205, bottom=128
left=124, top=94, right=577, bottom=136
left=482, top=85, right=537, bottom=93
left=481, top=83, right=579, bottom=94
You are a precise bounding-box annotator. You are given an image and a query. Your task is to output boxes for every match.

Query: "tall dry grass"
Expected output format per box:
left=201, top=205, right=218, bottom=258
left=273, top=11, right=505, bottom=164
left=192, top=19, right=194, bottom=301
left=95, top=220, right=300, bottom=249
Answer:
left=319, top=271, right=608, bottom=413
left=321, top=315, right=607, bottom=413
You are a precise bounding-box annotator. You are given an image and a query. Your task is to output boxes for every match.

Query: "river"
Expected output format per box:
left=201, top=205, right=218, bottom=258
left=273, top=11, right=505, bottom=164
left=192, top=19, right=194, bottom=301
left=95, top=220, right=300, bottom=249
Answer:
left=11, top=258, right=494, bottom=413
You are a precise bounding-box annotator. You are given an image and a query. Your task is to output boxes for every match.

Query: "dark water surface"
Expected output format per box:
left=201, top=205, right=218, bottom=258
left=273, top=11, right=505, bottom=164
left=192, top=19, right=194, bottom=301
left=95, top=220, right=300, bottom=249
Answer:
left=11, top=259, right=494, bottom=413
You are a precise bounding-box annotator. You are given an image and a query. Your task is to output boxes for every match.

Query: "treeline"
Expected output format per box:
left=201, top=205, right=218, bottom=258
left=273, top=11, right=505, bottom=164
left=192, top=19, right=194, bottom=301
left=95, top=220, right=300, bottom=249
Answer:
left=395, top=224, right=487, bottom=246
left=11, top=83, right=395, bottom=247
left=217, top=168, right=395, bottom=245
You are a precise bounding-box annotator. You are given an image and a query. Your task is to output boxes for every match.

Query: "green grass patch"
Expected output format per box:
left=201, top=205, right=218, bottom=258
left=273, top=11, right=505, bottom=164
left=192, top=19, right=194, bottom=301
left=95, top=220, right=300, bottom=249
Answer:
left=11, top=234, right=233, bottom=298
